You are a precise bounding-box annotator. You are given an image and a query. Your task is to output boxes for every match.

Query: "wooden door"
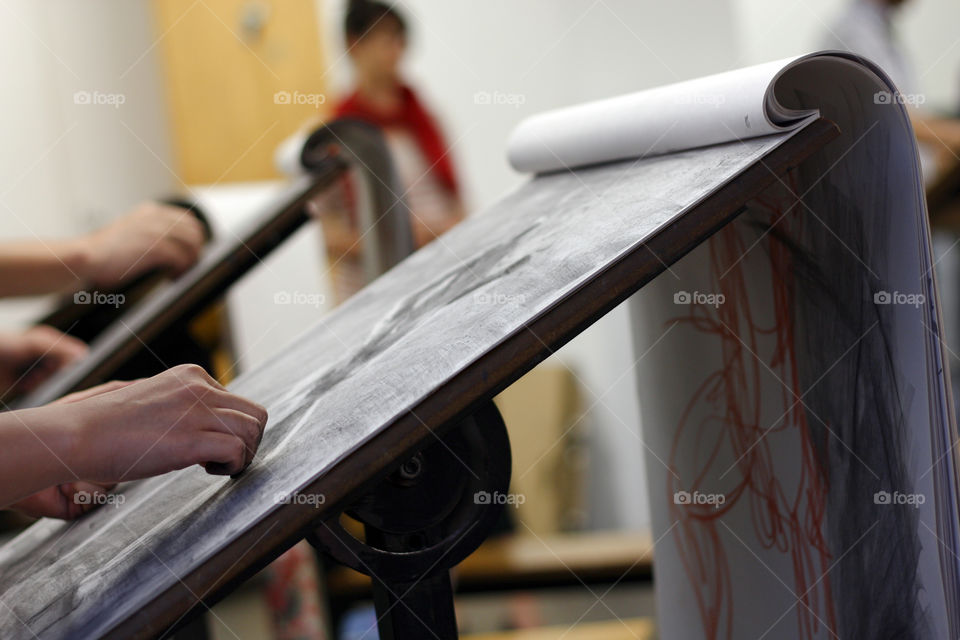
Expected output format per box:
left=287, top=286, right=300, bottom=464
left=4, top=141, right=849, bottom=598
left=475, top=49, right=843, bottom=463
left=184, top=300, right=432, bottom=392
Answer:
left=152, top=0, right=330, bottom=184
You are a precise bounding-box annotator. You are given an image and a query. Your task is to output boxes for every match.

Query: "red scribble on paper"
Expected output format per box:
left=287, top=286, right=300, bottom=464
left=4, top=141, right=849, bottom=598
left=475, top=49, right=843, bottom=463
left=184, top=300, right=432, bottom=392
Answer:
left=666, top=190, right=836, bottom=640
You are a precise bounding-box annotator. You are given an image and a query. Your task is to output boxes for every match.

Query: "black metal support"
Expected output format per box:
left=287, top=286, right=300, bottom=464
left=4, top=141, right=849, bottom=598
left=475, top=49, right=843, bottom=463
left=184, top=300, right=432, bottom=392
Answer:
left=299, top=118, right=416, bottom=279
left=172, top=613, right=211, bottom=640
left=309, top=401, right=512, bottom=640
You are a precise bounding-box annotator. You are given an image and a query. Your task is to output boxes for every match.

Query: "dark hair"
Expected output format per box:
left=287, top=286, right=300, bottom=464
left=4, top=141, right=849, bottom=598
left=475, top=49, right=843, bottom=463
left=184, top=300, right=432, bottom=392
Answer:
left=344, top=1, right=407, bottom=41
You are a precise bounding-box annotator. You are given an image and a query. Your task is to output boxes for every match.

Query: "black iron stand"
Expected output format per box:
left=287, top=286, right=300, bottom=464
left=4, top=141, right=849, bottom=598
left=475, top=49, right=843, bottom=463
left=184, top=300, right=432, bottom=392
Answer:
left=309, top=402, right=512, bottom=640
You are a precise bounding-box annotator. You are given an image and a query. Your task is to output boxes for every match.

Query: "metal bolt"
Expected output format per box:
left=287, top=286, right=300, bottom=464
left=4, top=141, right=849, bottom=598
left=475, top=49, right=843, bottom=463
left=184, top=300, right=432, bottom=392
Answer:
left=397, top=455, right=423, bottom=481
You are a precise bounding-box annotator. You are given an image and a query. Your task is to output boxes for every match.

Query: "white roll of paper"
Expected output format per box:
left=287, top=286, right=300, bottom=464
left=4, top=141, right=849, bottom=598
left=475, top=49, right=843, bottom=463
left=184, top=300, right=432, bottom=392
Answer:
left=507, top=55, right=822, bottom=174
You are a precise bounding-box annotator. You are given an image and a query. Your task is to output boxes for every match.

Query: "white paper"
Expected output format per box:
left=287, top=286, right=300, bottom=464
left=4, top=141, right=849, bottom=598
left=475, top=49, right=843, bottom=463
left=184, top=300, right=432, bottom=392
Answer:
left=508, top=53, right=833, bottom=174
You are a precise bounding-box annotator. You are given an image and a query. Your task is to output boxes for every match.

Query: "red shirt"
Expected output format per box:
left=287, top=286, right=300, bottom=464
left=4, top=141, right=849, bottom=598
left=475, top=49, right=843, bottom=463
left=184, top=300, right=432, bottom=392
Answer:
left=333, top=85, right=460, bottom=197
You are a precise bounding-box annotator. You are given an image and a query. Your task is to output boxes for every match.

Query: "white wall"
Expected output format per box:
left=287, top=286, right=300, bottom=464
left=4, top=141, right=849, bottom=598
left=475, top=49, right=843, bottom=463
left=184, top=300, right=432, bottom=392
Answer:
left=0, top=1, right=175, bottom=326
left=732, top=0, right=960, bottom=110
left=317, top=0, right=744, bottom=530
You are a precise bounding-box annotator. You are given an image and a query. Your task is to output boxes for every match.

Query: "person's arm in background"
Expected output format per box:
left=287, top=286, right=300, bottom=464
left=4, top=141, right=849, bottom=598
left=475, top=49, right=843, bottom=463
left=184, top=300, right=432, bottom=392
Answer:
left=0, top=364, right=267, bottom=518
left=0, top=326, right=88, bottom=402
left=0, top=201, right=205, bottom=297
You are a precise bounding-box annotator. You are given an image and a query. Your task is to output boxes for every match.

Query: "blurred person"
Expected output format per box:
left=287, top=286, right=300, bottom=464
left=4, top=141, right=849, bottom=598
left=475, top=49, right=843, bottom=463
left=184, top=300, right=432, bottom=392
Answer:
left=319, top=0, right=466, bottom=302
left=823, top=0, right=960, bottom=157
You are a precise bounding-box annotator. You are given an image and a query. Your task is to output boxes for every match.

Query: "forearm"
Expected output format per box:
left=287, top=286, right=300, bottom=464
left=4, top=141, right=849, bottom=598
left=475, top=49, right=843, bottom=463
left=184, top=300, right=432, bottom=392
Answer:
left=0, top=238, right=92, bottom=297
left=0, top=406, right=83, bottom=508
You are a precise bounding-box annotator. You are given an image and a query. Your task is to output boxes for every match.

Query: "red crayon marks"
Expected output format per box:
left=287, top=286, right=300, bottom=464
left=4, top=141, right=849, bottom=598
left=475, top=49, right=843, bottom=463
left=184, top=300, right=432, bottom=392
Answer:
left=666, top=181, right=836, bottom=640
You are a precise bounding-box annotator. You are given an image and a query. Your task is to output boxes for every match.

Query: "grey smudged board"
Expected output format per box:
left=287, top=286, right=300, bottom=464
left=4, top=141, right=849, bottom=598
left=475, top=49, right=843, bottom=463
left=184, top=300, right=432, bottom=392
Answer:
left=0, top=118, right=837, bottom=639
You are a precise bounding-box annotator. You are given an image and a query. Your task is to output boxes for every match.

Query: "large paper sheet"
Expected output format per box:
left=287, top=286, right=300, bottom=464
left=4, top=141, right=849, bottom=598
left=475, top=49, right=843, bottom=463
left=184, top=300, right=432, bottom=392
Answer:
left=504, top=52, right=960, bottom=639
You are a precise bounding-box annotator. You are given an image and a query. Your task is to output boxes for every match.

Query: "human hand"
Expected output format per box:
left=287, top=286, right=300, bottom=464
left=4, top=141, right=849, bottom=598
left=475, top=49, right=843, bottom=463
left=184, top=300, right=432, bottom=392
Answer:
left=61, top=364, right=267, bottom=483
left=0, top=326, right=87, bottom=401
left=7, top=381, right=140, bottom=518
left=53, top=379, right=139, bottom=404
left=80, top=202, right=205, bottom=288
left=9, top=481, right=117, bottom=520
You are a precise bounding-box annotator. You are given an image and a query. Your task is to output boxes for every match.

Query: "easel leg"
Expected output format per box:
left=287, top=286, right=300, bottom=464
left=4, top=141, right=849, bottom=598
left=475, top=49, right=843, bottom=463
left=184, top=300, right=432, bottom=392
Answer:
left=372, top=571, right=458, bottom=640
left=308, top=401, right=511, bottom=640
left=173, top=613, right=211, bottom=640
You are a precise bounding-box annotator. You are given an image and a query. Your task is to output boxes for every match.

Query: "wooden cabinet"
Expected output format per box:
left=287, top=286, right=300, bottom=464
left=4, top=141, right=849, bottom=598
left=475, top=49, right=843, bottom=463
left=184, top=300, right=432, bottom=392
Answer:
left=151, top=0, right=330, bottom=183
